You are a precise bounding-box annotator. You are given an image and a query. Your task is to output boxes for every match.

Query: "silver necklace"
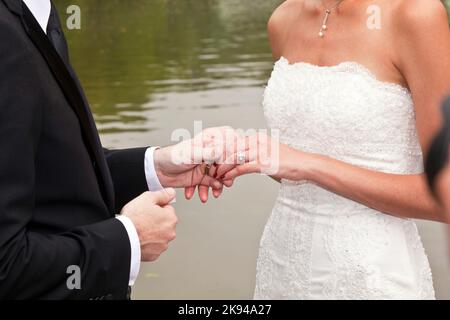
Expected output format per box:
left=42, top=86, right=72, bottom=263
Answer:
left=318, top=0, right=345, bottom=38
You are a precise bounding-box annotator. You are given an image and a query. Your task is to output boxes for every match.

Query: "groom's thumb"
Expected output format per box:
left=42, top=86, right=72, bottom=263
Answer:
left=151, top=188, right=176, bottom=206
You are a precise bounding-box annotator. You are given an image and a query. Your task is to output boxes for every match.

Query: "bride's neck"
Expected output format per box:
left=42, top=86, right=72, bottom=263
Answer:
left=303, top=0, right=347, bottom=12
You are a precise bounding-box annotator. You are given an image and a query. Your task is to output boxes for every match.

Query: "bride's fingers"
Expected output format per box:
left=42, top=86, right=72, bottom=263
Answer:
left=215, top=140, right=252, bottom=178
left=222, top=179, right=234, bottom=188
left=222, top=162, right=261, bottom=181
left=212, top=184, right=223, bottom=198
left=215, top=149, right=252, bottom=178
left=185, top=186, right=196, bottom=200
left=215, top=164, right=235, bottom=179
left=200, top=174, right=223, bottom=190
left=209, top=172, right=224, bottom=199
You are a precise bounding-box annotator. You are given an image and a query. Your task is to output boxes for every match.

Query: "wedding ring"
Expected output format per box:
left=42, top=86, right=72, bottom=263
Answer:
left=204, top=164, right=211, bottom=176
left=237, top=151, right=246, bottom=164
left=200, top=163, right=206, bottom=175
left=200, top=162, right=212, bottom=176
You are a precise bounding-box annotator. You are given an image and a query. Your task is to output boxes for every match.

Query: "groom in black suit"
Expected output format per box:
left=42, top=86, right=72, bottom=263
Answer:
left=0, top=0, right=224, bottom=299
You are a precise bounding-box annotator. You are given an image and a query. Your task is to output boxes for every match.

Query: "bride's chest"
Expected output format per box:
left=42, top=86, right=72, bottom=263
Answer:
left=263, top=60, right=416, bottom=148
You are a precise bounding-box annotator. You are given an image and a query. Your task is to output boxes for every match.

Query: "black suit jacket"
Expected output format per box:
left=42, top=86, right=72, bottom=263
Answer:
left=0, top=0, right=149, bottom=299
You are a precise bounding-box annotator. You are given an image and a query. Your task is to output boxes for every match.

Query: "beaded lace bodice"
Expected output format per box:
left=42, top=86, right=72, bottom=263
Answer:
left=254, top=57, right=435, bottom=300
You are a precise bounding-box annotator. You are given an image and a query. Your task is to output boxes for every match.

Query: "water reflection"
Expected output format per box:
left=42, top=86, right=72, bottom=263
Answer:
left=56, top=0, right=282, bottom=133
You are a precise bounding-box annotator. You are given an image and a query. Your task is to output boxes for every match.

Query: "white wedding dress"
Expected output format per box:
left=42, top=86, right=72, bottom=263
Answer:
left=255, top=57, right=435, bottom=300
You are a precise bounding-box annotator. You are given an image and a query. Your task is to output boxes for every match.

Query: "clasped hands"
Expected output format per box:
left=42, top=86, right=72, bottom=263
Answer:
left=153, top=127, right=281, bottom=202
left=122, top=127, right=283, bottom=262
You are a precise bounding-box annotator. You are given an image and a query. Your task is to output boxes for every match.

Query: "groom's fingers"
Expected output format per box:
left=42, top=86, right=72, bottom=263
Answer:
left=198, top=176, right=225, bottom=201
left=185, top=186, right=196, bottom=200
left=213, top=188, right=223, bottom=198
left=198, top=185, right=209, bottom=203
left=213, top=183, right=224, bottom=199
left=150, top=188, right=177, bottom=206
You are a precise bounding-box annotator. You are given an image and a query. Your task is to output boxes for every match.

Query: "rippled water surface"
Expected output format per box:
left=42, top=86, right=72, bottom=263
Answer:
left=58, top=0, right=280, bottom=134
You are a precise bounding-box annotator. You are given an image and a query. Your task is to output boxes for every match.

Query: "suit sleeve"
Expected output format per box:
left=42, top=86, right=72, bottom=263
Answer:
left=0, top=19, right=131, bottom=300
left=104, top=148, right=150, bottom=211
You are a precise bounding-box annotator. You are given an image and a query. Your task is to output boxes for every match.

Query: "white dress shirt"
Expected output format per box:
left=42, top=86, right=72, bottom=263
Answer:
left=23, top=0, right=51, bottom=32
left=23, top=1, right=164, bottom=286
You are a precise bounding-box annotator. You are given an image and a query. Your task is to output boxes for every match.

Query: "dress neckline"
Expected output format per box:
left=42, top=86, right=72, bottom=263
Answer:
left=277, top=56, right=411, bottom=96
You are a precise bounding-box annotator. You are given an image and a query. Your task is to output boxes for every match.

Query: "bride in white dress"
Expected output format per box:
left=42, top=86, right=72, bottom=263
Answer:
left=217, top=0, right=450, bottom=299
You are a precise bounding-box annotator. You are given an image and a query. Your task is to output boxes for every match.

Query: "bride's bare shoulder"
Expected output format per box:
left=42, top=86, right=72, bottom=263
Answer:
left=391, top=0, right=447, bottom=25
left=389, top=0, right=448, bottom=50
left=268, top=0, right=302, bottom=32
left=267, top=0, right=302, bottom=58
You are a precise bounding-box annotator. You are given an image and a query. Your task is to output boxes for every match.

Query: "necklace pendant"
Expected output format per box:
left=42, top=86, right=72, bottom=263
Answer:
left=318, top=24, right=327, bottom=38
left=318, top=0, right=344, bottom=38
left=319, top=11, right=331, bottom=38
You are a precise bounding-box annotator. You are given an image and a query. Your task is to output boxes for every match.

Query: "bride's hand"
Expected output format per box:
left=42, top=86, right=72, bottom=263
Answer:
left=215, top=133, right=306, bottom=182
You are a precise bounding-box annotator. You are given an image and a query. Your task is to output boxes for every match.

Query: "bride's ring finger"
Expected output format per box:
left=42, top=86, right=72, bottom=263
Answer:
left=237, top=150, right=247, bottom=165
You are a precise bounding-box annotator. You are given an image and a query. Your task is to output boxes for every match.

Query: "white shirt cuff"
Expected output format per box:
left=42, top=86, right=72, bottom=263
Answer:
left=144, top=147, right=165, bottom=192
left=115, top=216, right=141, bottom=286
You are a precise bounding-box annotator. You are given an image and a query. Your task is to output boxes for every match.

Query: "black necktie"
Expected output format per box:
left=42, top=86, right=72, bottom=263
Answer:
left=46, top=4, right=70, bottom=66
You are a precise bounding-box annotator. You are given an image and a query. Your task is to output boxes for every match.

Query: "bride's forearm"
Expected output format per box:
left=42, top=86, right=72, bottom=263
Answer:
left=282, top=148, right=445, bottom=222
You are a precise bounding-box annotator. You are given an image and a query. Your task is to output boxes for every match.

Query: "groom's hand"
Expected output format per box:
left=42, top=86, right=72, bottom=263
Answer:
left=153, top=147, right=223, bottom=202
left=153, top=127, right=238, bottom=202
left=122, top=189, right=178, bottom=262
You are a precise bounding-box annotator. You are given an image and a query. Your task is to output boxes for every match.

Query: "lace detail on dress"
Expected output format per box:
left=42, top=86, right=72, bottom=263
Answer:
left=254, top=57, right=435, bottom=300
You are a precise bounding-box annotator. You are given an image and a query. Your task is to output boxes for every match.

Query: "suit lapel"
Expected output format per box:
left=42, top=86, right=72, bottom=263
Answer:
left=2, top=0, right=21, bottom=15
left=4, top=0, right=116, bottom=214
left=46, top=2, right=70, bottom=66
